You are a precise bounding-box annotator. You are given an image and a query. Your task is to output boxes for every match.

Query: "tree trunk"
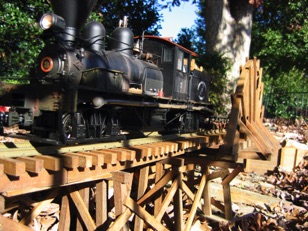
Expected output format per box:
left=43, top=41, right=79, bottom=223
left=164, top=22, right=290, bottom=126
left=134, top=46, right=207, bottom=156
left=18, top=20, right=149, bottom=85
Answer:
left=205, top=0, right=253, bottom=91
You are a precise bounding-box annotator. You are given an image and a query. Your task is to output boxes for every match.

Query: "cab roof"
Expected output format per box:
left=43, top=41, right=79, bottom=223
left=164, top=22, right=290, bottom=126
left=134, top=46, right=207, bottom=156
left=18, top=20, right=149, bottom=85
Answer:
left=136, top=35, right=198, bottom=57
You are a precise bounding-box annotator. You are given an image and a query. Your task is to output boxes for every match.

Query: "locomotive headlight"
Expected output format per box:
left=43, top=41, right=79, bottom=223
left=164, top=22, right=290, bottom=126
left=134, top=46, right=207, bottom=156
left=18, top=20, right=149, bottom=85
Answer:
left=40, top=56, right=53, bottom=73
left=40, top=13, right=66, bottom=30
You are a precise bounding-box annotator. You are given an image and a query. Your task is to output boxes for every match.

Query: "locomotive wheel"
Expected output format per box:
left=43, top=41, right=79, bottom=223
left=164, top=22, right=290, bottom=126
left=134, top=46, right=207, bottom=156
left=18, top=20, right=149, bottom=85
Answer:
left=62, top=113, right=73, bottom=141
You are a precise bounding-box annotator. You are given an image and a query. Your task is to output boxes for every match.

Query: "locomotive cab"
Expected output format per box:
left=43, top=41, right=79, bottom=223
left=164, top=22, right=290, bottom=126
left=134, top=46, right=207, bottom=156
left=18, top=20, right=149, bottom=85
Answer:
left=136, top=36, right=210, bottom=103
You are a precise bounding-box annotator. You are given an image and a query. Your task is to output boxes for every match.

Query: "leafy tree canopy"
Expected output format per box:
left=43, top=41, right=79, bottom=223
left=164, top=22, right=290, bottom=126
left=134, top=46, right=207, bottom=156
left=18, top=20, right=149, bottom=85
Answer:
left=96, top=0, right=163, bottom=37
left=0, top=1, right=50, bottom=79
left=0, top=0, right=162, bottom=80
left=251, top=0, right=308, bottom=118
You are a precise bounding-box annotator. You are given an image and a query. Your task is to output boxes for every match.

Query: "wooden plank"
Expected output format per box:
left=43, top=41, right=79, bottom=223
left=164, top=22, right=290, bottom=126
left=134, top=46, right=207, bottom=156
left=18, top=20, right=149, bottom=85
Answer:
left=221, top=166, right=242, bottom=186
left=134, top=166, right=149, bottom=231
left=62, top=153, right=79, bottom=169
left=211, top=197, right=225, bottom=212
left=138, top=169, right=176, bottom=206
left=58, top=195, right=71, bottom=231
left=113, top=171, right=133, bottom=231
left=184, top=169, right=208, bottom=231
left=16, top=156, right=44, bottom=173
left=207, top=168, right=229, bottom=181
left=104, top=149, right=127, bottom=162
left=154, top=162, right=164, bottom=217
left=68, top=187, right=96, bottom=231
left=76, top=187, right=90, bottom=231
left=96, top=180, right=108, bottom=226
left=0, top=214, right=33, bottom=231
left=156, top=178, right=179, bottom=222
left=107, top=209, right=132, bottom=231
left=0, top=158, right=26, bottom=176
left=142, top=144, right=159, bottom=157
left=33, top=155, right=61, bottom=171
left=222, top=94, right=241, bottom=157
left=130, top=145, right=152, bottom=159
left=280, top=147, right=297, bottom=172
left=255, top=120, right=280, bottom=150
left=78, top=151, right=104, bottom=166
left=63, top=152, right=92, bottom=169
left=174, top=173, right=183, bottom=231
left=115, top=148, right=136, bottom=161
left=223, top=184, right=232, bottom=220
left=91, top=150, right=117, bottom=165
left=109, top=170, right=175, bottom=231
left=0, top=163, right=3, bottom=175
left=203, top=167, right=212, bottom=216
left=238, top=120, right=269, bottom=155
left=0, top=195, right=5, bottom=213
left=124, top=197, right=168, bottom=231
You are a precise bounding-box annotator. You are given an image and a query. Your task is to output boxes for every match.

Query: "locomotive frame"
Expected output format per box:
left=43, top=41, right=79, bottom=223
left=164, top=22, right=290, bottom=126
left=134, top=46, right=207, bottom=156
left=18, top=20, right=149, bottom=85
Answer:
left=0, top=0, right=212, bottom=145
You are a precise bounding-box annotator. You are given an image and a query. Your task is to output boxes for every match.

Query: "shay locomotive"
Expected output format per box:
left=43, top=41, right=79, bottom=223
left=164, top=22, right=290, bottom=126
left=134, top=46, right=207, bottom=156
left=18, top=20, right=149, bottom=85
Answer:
left=0, top=0, right=212, bottom=144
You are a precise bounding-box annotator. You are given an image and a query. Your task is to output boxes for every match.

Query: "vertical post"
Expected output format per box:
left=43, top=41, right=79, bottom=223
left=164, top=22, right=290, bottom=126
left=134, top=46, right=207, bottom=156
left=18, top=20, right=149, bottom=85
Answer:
left=174, top=170, right=183, bottom=231
left=58, top=195, right=71, bottom=231
left=154, top=162, right=164, bottom=217
left=76, top=187, right=90, bottom=230
left=134, top=166, right=149, bottom=231
left=96, top=180, right=108, bottom=227
left=223, top=184, right=232, bottom=220
left=202, top=166, right=211, bottom=216
left=113, top=171, right=133, bottom=231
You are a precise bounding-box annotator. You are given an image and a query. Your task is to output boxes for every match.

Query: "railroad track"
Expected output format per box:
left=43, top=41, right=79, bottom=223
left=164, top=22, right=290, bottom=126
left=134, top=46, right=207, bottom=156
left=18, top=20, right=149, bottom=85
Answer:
left=0, top=131, right=225, bottom=197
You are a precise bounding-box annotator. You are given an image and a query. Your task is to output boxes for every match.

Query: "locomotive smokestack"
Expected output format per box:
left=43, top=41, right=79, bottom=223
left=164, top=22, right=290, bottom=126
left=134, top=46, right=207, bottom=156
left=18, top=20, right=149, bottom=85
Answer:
left=49, top=0, right=98, bottom=44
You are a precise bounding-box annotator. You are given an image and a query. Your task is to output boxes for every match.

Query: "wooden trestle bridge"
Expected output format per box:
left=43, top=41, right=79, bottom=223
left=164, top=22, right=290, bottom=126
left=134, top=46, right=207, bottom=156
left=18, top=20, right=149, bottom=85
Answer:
left=0, top=58, right=280, bottom=230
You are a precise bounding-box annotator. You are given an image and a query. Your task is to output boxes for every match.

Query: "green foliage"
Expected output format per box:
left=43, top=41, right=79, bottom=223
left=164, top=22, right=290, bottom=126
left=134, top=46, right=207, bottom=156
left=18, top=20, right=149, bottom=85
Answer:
left=0, top=1, right=50, bottom=79
left=198, top=53, right=231, bottom=115
left=0, top=0, right=162, bottom=80
left=174, top=27, right=196, bottom=51
left=96, top=0, right=162, bottom=37
left=251, top=0, right=308, bottom=118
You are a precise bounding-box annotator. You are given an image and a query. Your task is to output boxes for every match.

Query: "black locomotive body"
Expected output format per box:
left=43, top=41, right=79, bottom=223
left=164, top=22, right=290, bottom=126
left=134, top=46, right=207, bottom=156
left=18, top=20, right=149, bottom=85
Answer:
left=0, top=0, right=212, bottom=144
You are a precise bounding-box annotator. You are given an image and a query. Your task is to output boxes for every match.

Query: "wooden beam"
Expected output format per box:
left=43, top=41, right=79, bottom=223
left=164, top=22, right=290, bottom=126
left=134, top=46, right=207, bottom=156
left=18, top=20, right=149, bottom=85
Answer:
left=124, top=197, right=168, bottom=231
left=155, top=177, right=179, bottom=222
left=76, top=187, right=90, bottom=231
left=112, top=171, right=133, bottom=231
left=96, top=180, right=108, bottom=226
left=203, top=167, right=211, bottom=216
left=33, top=155, right=61, bottom=171
left=16, top=156, right=44, bottom=174
left=223, top=184, right=232, bottom=220
left=68, top=187, right=96, bottom=231
left=174, top=173, right=183, bottom=231
left=63, top=153, right=92, bottom=169
left=184, top=169, right=207, bottom=231
left=78, top=151, right=104, bottom=166
left=154, top=162, right=164, bottom=217
left=0, top=158, right=26, bottom=176
left=134, top=166, right=149, bottom=231
left=0, top=214, right=33, bottom=231
left=58, top=195, right=71, bottom=231
left=221, top=166, right=243, bottom=186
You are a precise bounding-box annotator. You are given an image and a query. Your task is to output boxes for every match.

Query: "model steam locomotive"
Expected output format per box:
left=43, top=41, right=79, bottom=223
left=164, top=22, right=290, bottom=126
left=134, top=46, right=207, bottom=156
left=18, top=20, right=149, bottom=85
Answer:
left=0, top=0, right=212, bottom=144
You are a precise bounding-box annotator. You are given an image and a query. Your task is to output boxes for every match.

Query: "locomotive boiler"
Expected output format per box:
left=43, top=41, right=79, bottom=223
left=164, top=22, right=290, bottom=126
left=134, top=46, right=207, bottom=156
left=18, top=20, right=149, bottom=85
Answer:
left=0, top=0, right=212, bottom=144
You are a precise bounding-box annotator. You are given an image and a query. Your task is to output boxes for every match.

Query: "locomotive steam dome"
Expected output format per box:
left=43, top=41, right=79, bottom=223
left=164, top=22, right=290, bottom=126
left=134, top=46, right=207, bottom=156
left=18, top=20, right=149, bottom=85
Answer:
left=110, top=27, right=134, bottom=56
left=83, top=21, right=106, bottom=51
